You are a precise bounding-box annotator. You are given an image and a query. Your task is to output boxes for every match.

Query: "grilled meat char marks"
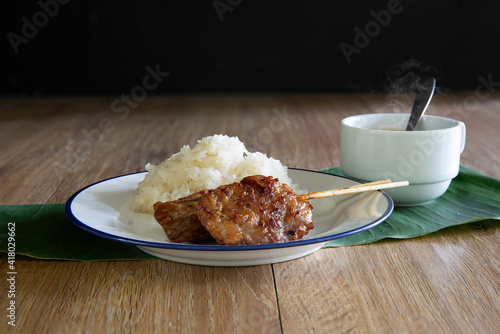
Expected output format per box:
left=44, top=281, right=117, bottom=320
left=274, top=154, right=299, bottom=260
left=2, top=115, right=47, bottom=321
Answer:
left=198, top=175, right=314, bottom=245
left=153, top=191, right=213, bottom=243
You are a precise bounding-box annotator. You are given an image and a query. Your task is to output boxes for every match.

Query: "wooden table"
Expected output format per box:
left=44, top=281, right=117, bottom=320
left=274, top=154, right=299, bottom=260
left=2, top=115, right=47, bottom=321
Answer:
left=1, top=92, right=499, bottom=333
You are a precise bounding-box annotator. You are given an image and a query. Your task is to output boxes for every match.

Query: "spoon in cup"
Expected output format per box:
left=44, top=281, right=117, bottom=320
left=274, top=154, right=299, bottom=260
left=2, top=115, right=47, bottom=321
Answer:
left=406, top=77, right=436, bottom=131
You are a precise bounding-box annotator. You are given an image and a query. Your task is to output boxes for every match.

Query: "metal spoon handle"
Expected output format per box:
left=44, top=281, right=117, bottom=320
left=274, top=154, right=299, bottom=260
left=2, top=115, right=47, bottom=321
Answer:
left=406, top=78, right=436, bottom=131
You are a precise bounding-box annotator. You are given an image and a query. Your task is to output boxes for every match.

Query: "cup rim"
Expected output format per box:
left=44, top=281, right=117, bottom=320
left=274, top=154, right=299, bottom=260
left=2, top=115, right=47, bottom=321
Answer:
left=341, top=113, right=463, bottom=132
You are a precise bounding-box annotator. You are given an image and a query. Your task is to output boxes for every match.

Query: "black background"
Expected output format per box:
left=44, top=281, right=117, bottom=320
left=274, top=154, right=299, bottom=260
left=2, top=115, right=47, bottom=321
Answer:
left=3, top=0, right=500, bottom=96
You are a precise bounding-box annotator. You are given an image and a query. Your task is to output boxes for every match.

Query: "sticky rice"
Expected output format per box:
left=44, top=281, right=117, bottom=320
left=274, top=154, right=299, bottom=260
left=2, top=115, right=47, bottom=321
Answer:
left=131, top=134, right=300, bottom=213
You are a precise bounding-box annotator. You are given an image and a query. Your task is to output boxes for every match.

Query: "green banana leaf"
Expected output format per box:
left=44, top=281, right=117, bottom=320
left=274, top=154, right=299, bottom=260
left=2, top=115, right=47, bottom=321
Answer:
left=0, top=203, right=157, bottom=260
left=322, top=165, right=500, bottom=247
left=0, top=165, right=498, bottom=261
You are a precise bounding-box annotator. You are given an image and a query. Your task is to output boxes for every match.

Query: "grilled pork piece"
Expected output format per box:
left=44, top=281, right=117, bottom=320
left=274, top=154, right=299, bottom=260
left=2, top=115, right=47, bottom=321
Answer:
left=198, top=175, right=314, bottom=245
left=153, top=175, right=314, bottom=245
left=153, top=191, right=213, bottom=243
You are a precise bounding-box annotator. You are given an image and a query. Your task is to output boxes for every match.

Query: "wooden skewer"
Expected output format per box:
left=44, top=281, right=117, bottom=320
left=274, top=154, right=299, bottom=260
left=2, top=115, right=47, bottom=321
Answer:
left=299, top=179, right=391, bottom=200
left=299, top=179, right=409, bottom=200
left=342, top=179, right=391, bottom=188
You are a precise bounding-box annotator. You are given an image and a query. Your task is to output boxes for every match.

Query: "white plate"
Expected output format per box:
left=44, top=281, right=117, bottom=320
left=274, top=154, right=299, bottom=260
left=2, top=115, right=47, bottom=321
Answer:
left=65, top=169, right=393, bottom=266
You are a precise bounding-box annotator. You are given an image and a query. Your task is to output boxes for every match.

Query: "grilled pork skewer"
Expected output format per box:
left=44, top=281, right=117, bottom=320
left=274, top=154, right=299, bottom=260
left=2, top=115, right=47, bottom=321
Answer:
left=154, top=175, right=312, bottom=245
left=153, top=175, right=408, bottom=245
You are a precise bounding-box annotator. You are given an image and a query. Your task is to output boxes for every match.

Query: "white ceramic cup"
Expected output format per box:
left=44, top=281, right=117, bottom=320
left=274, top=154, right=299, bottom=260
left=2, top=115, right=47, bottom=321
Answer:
left=340, top=113, right=466, bottom=206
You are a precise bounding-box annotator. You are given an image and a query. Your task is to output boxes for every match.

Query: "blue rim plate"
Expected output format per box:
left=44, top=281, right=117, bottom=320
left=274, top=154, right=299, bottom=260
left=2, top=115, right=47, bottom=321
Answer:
left=65, top=168, right=393, bottom=266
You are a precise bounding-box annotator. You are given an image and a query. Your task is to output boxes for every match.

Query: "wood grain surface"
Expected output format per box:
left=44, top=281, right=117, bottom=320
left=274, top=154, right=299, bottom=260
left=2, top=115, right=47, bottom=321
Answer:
left=0, top=93, right=498, bottom=333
